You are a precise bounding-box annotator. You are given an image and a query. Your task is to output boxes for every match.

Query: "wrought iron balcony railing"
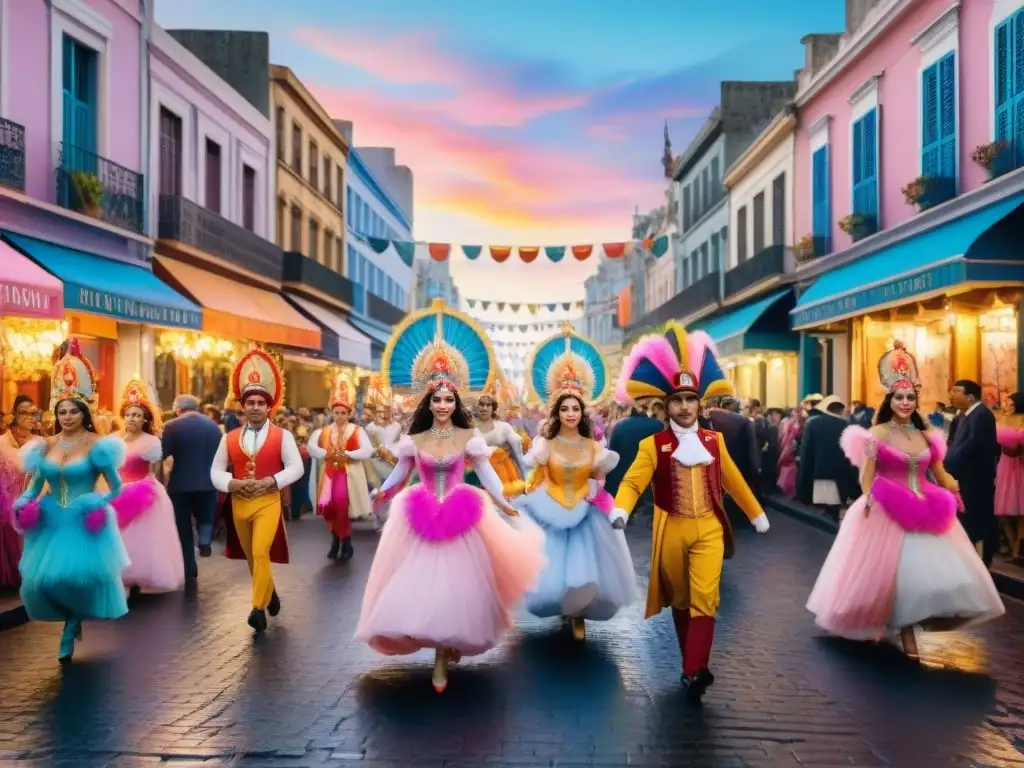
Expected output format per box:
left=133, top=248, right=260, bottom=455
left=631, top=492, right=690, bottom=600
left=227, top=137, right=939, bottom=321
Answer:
left=0, top=118, right=25, bottom=192
left=725, top=244, right=792, bottom=298
left=629, top=271, right=720, bottom=332
left=56, top=143, right=144, bottom=233
left=366, top=291, right=406, bottom=327
left=158, top=194, right=283, bottom=282
left=282, top=251, right=355, bottom=306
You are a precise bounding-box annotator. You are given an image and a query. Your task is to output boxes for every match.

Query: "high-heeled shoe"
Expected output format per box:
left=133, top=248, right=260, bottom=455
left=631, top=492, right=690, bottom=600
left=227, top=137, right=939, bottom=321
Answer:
left=571, top=617, right=586, bottom=641
left=900, top=627, right=920, bottom=661
left=432, top=648, right=449, bottom=693
left=58, top=619, right=82, bottom=665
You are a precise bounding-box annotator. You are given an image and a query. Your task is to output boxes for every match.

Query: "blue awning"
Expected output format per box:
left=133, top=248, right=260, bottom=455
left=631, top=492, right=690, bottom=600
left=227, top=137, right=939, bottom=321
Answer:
left=6, top=232, right=201, bottom=329
left=691, top=289, right=797, bottom=358
left=791, top=194, right=1024, bottom=329
left=348, top=313, right=391, bottom=347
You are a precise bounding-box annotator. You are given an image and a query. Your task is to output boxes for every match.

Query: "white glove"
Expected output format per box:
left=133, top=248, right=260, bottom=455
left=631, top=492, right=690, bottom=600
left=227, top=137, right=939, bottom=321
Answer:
left=751, top=513, right=770, bottom=534
left=609, top=508, right=628, bottom=529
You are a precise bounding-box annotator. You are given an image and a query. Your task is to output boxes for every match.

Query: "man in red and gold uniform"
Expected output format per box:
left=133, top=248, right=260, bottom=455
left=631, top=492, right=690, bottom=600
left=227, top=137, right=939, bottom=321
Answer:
left=210, top=349, right=304, bottom=632
left=611, top=323, right=769, bottom=703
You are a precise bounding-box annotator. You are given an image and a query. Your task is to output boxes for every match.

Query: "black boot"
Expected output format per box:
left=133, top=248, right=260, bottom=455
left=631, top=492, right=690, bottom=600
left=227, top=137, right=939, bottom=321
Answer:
left=682, top=669, right=715, bottom=704
left=327, top=534, right=340, bottom=559
left=268, top=591, right=281, bottom=617
left=340, top=537, right=354, bottom=561
left=247, top=608, right=268, bottom=633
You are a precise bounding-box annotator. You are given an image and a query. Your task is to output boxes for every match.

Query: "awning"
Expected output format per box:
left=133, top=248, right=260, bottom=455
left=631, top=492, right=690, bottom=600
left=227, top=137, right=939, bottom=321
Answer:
left=693, top=289, right=797, bottom=358
left=155, top=256, right=320, bottom=349
left=348, top=313, right=391, bottom=347
left=791, top=194, right=1024, bottom=330
left=0, top=240, right=63, bottom=319
left=5, top=232, right=201, bottom=328
left=287, top=295, right=372, bottom=369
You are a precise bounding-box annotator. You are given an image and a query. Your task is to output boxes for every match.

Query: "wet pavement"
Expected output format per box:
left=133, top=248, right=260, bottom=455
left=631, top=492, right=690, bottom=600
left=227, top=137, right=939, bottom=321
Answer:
left=0, top=512, right=1021, bottom=767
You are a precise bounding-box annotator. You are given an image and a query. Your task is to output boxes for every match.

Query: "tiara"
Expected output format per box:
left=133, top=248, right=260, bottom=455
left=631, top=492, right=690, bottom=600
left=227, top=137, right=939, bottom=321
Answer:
left=877, top=340, right=921, bottom=392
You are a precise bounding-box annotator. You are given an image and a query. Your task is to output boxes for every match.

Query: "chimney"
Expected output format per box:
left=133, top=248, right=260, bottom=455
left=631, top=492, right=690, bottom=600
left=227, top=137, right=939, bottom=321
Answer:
left=800, top=33, right=843, bottom=79
left=333, top=120, right=353, bottom=146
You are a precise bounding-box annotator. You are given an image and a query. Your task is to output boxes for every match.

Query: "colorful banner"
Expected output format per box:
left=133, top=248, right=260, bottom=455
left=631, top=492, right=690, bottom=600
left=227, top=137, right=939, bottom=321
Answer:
left=363, top=235, right=670, bottom=264
left=466, top=299, right=585, bottom=313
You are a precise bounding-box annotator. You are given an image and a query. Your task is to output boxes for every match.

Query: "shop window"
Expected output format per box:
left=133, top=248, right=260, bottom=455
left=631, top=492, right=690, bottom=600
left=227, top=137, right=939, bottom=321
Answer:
left=994, top=10, right=1024, bottom=173
left=811, top=145, right=831, bottom=255
left=205, top=139, right=221, bottom=214
left=921, top=51, right=957, bottom=198
left=242, top=165, right=256, bottom=231
left=158, top=107, right=182, bottom=196
left=851, top=109, right=879, bottom=226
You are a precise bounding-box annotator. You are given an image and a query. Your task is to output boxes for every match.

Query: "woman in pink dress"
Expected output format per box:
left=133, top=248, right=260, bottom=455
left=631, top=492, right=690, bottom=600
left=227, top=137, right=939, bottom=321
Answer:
left=355, top=300, right=545, bottom=693
left=807, top=342, right=1004, bottom=659
left=776, top=407, right=804, bottom=497
left=996, top=392, right=1024, bottom=558
left=0, top=395, right=39, bottom=588
left=115, top=377, right=184, bottom=593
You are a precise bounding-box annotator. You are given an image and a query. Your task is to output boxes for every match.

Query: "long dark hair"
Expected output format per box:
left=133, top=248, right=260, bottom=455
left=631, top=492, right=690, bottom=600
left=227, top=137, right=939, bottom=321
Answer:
left=53, top=397, right=96, bottom=434
left=543, top=394, right=593, bottom=440
left=408, top=387, right=474, bottom=435
left=122, top=403, right=155, bottom=435
left=875, top=391, right=927, bottom=431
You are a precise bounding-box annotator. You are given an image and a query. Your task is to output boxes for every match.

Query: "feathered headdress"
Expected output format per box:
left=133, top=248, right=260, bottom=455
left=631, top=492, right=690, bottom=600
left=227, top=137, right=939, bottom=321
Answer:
left=527, top=323, right=609, bottom=406
left=616, top=322, right=733, bottom=403
left=382, top=299, right=496, bottom=395
left=50, top=338, right=97, bottom=411
left=877, top=340, right=921, bottom=393
left=364, top=373, right=393, bottom=409
left=328, top=373, right=354, bottom=411
left=118, top=375, right=163, bottom=432
left=231, top=348, right=283, bottom=412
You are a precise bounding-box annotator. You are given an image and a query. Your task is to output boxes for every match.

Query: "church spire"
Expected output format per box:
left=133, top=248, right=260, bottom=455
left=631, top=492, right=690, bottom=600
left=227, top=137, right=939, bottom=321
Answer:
left=661, top=119, right=673, bottom=179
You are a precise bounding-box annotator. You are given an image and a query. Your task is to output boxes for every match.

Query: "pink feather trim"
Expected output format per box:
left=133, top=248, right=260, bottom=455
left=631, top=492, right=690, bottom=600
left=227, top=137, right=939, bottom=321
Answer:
left=839, top=425, right=873, bottom=469
left=110, top=478, right=158, bottom=529
left=871, top=476, right=956, bottom=534
left=591, top=489, right=614, bottom=514
left=84, top=508, right=106, bottom=533
left=923, top=428, right=948, bottom=461
left=403, top=484, right=484, bottom=541
left=685, top=331, right=719, bottom=381
left=616, top=335, right=679, bottom=403
left=14, top=500, right=41, bottom=533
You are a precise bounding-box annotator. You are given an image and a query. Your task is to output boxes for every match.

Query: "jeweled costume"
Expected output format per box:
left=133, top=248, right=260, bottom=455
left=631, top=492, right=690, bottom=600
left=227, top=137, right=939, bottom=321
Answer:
left=355, top=301, right=545, bottom=683
left=514, top=326, right=637, bottom=634
left=210, top=349, right=304, bottom=631
left=307, top=375, right=373, bottom=560
left=613, top=325, right=768, bottom=699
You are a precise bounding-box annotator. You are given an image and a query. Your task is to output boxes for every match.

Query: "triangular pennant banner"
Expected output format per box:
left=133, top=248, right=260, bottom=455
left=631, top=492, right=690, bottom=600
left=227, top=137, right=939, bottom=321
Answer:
left=497, top=302, right=506, bottom=311
left=490, top=246, right=512, bottom=263
left=562, top=302, right=571, bottom=311
left=571, top=245, right=593, bottom=261
left=367, top=237, right=391, bottom=254
left=545, top=246, right=565, bottom=262
left=652, top=235, right=670, bottom=258
left=462, top=245, right=482, bottom=260
left=603, top=242, right=626, bottom=259
left=482, top=301, right=490, bottom=310
left=519, top=246, right=540, bottom=263
left=528, top=304, right=538, bottom=314
left=547, top=303, right=556, bottom=312
left=428, top=243, right=450, bottom=262
left=394, top=241, right=415, bottom=266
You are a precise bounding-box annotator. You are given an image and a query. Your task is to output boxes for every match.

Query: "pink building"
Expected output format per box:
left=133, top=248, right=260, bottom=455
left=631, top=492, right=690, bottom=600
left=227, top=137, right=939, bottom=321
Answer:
left=790, top=0, right=1024, bottom=412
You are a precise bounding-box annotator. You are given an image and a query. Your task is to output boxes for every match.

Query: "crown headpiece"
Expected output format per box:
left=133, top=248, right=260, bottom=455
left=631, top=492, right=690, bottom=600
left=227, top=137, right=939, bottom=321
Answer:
left=877, top=340, right=921, bottom=393
left=231, top=348, right=283, bottom=412
left=527, top=324, right=609, bottom=406
left=50, top=338, right=97, bottom=412
left=118, top=375, right=163, bottom=432
left=616, top=323, right=733, bottom=403
left=328, top=374, right=354, bottom=411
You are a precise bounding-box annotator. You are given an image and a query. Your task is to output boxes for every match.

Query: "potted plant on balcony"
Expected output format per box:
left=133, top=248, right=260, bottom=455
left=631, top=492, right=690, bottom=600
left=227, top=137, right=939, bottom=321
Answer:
left=971, top=141, right=1009, bottom=179
left=838, top=213, right=875, bottom=242
left=69, top=170, right=103, bottom=218
left=794, top=234, right=815, bottom=262
left=901, top=175, right=938, bottom=211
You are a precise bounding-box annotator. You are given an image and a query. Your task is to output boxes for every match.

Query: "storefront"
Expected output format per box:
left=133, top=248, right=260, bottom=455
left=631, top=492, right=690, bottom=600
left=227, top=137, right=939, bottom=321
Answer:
left=791, top=193, right=1024, bottom=412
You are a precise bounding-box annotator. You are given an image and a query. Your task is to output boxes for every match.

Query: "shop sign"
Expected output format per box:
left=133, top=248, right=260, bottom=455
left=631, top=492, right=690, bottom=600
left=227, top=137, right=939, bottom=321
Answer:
left=0, top=280, right=63, bottom=319
left=791, top=262, right=965, bottom=329
left=68, top=284, right=202, bottom=329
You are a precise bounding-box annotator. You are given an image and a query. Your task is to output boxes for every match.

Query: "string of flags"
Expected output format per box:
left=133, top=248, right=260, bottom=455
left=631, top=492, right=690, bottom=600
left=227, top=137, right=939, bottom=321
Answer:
left=481, top=319, right=581, bottom=333
left=365, top=236, right=671, bottom=266
left=467, top=300, right=585, bottom=314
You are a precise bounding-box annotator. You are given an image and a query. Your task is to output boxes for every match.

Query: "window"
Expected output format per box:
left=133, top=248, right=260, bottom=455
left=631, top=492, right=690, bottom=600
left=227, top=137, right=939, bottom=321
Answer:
left=752, top=191, right=765, bottom=254
left=335, top=235, right=343, bottom=272
left=921, top=52, right=957, bottom=193
left=710, top=232, right=720, bottom=272
left=309, top=141, right=318, bottom=188
left=710, top=157, right=720, bottom=191
left=852, top=108, right=879, bottom=224
left=291, top=122, right=302, bottom=172
left=158, top=107, right=182, bottom=196
left=700, top=242, right=709, bottom=275
left=308, top=218, right=319, bottom=262
left=772, top=173, right=786, bottom=245
left=324, top=228, right=334, bottom=268
left=692, top=176, right=701, bottom=221
left=241, top=165, right=257, bottom=231
left=994, top=11, right=1024, bottom=172
left=277, top=199, right=286, bottom=249
left=323, top=156, right=332, bottom=199
left=62, top=35, right=98, bottom=160
left=346, top=245, right=356, bottom=278
left=736, top=205, right=748, bottom=262
left=336, top=167, right=344, bottom=208
left=701, top=167, right=711, bottom=211
left=205, top=139, right=222, bottom=214
left=290, top=205, right=302, bottom=252
left=812, top=146, right=831, bottom=255
left=346, top=186, right=353, bottom=220
left=682, top=185, right=691, bottom=231
left=275, top=106, right=285, bottom=161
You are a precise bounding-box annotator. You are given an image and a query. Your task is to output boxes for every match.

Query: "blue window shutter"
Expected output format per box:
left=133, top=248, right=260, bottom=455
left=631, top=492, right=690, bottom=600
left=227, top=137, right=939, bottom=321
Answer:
left=921, top=63, right=939, bottom=177
left=852, top=118, right=864, bottom=188
left=852, top=109, right=878, bottom=220
left=995, top=19, right=1013, bottom=146
left=811, top=145, right=831, bottom=253
left=937, top=52, right=957, bottom=182
left=1014, top=11, right=1024, bottom=168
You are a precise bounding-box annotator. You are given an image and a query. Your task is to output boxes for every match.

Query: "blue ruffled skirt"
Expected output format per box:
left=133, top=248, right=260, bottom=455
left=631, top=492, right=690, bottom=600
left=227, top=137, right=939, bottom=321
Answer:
left=20, top=492, right=130, bottom=621
left=514, top=488, right=638, bottom=620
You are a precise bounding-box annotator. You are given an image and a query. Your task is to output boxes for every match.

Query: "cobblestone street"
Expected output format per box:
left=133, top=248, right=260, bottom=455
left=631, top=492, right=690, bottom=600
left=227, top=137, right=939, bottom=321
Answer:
left=0, top=513, right=1021, bottom=767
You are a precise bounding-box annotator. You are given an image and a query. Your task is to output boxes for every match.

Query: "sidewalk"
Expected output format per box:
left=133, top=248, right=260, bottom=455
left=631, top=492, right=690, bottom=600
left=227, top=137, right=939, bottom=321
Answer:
left=766, top=494, right=1024, bottom=601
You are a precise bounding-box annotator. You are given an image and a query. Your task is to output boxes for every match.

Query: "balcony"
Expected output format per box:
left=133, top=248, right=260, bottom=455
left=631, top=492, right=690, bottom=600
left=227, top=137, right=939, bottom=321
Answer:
left=0, top=118, right=25, bottom=191
left=282, top=250, right=355, bottom=306
left=57, top=143, right=144, bottom=233
left=725, top=244, right=792, bottom=299
left=158, top=194, right=282, bottom=282
left=629, top=271, right=720, bottom=332
left=366, top=291, right=406, bottom=326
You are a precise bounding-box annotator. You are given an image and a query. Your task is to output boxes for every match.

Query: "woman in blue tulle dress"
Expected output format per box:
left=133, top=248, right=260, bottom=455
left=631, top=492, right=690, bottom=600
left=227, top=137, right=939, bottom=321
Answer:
left=13, top=339, right=135, bottom=663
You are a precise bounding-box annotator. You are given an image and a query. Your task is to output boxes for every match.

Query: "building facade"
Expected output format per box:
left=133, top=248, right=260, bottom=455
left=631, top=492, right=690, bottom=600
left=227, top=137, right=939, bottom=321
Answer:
left=791, top=0, right=1024, bottom=412
left=413, top=255, right=459, bottom=310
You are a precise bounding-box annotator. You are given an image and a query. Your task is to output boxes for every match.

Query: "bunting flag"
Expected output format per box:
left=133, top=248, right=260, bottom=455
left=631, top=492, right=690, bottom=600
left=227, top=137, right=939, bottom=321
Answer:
left=465, top=299, right=585, bottom=313
left=481, top=319, right=581, bottom=333
left=359, top=235, right=670, bottom=264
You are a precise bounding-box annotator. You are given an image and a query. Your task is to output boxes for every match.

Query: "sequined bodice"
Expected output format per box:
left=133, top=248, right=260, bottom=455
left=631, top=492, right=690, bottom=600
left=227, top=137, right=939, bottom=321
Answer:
left=544, top=446, right=595, bottom=508
left=416, top=451, right=468, bottom=499
left=38, top=455, right=105, bottom=505
left=875, top=440, right=935, bottom=497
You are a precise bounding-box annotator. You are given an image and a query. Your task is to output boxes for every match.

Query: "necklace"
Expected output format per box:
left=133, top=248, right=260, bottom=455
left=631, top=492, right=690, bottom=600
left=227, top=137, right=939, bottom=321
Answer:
left=557, top=434, right=584, bottom=451
left=430, top=425, right=455, bottom=440
left=891, top=421, right=917, bottom=432
left=58, top=433, right=83, bottom=453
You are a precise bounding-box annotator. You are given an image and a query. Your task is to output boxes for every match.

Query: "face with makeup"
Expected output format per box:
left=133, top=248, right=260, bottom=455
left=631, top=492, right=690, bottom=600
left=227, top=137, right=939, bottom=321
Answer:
left=430, top=387, right=456, bottom=424
left=889, top=386, right=918, bottom=421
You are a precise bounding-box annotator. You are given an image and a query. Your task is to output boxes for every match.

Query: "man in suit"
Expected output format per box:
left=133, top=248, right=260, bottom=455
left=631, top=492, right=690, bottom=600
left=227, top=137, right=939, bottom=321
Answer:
left=797, top=395, right=860, bottom=521
left=707, top=397, right=760, bottom=520
left=163, top=394, right=225, bottom=580
left=946, top=379, right=999, bottom=566
left=605, top=403, right=664, bottom=499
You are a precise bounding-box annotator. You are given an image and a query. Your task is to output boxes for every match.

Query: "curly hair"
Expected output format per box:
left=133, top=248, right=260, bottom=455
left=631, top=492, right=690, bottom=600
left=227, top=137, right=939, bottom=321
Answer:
left=543, top=393, right=593, bottom=440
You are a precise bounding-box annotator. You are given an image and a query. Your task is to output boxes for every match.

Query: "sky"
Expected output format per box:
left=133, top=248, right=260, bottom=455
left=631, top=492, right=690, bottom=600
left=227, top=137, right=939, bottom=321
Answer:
left=156, top=0, right=846, bottom=308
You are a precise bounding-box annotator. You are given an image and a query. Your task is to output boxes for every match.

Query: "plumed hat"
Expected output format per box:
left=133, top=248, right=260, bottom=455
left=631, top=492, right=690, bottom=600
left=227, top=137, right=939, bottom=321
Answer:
left=50, top=338, right=97, bottom=412
left=527, top=323, right=609, bottom=406
left=231, top=348, right=283, bottom=411
left=616, top=322, right=733, bottom=403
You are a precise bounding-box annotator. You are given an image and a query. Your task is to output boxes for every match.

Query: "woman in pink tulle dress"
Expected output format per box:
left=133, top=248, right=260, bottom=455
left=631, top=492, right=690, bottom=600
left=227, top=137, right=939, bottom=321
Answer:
left=776, top=406, right=807, bottom=497
left=807, top=342, right=1004, bottom=659
left=0, top=395, right=39, bottom=588
left=355, top=301, right=545, bottom=693
left=115, top=377, right=184, bottom=593
left=996, top=393, right=1024, bottom=558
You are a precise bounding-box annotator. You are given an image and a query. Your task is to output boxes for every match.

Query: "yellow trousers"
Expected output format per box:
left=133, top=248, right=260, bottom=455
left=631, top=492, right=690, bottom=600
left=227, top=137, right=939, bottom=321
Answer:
left=658, top=514, right=724, bottom=618
left=232, top=492, right=281, bottom=610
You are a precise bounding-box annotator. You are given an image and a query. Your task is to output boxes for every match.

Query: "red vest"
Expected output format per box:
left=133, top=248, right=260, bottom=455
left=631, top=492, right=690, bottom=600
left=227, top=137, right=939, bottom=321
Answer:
left=650, top=427, right=735, bottom=558
left=320, top=424, right=361, bottom=479
left=226, top=424, right=285, bottom=480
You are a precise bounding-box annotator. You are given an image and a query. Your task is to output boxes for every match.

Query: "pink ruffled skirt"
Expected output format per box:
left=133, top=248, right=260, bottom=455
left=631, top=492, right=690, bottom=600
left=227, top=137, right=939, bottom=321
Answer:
left=119, top=478, right=185, bottom=592
left=355, top=483, right=545, bottom=656
left=806, top=496, right=1004, bottom=640
left=996, top=455, right=1024, bottom=516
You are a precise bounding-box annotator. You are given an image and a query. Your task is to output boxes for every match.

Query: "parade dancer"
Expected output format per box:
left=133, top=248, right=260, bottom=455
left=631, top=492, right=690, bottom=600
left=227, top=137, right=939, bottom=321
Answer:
left=612, top=324, right=769, bottom=703
left=362, top=374, right=401, bottom=527
left=307, top=375, right=373, bottom=561
left=514, top=324, right=637, bottom=640
left=210, top=348, right=304, bottom=633
left=470, top=383, right=529, bottom=497
left=806, top=341, right=1004, bottom=659
left=0, top=395, right=38, bottom=587
left=355, top=300, right=545, bottom=693
left=116, top=377, right=184, bottom=593
left=12, top=339, right=145, bottom=663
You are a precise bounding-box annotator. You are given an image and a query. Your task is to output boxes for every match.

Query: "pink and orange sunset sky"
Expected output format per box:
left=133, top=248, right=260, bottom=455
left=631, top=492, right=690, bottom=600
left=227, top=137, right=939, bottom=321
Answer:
left=157, top=0, right=844, bottom=303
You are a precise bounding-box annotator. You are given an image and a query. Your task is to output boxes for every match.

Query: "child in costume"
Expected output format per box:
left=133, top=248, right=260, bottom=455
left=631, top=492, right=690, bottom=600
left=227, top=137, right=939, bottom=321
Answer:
left=514, top=324, right=637, bottom=640
left=806, top=341, right=1003, bottom=659
left=355, top=300, right=546, bottom=693
left=307, top=375, right=373, bottom=561
left=116, top=377, right=185, bottom=593
left=612, top=325, right=769, bottom=703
